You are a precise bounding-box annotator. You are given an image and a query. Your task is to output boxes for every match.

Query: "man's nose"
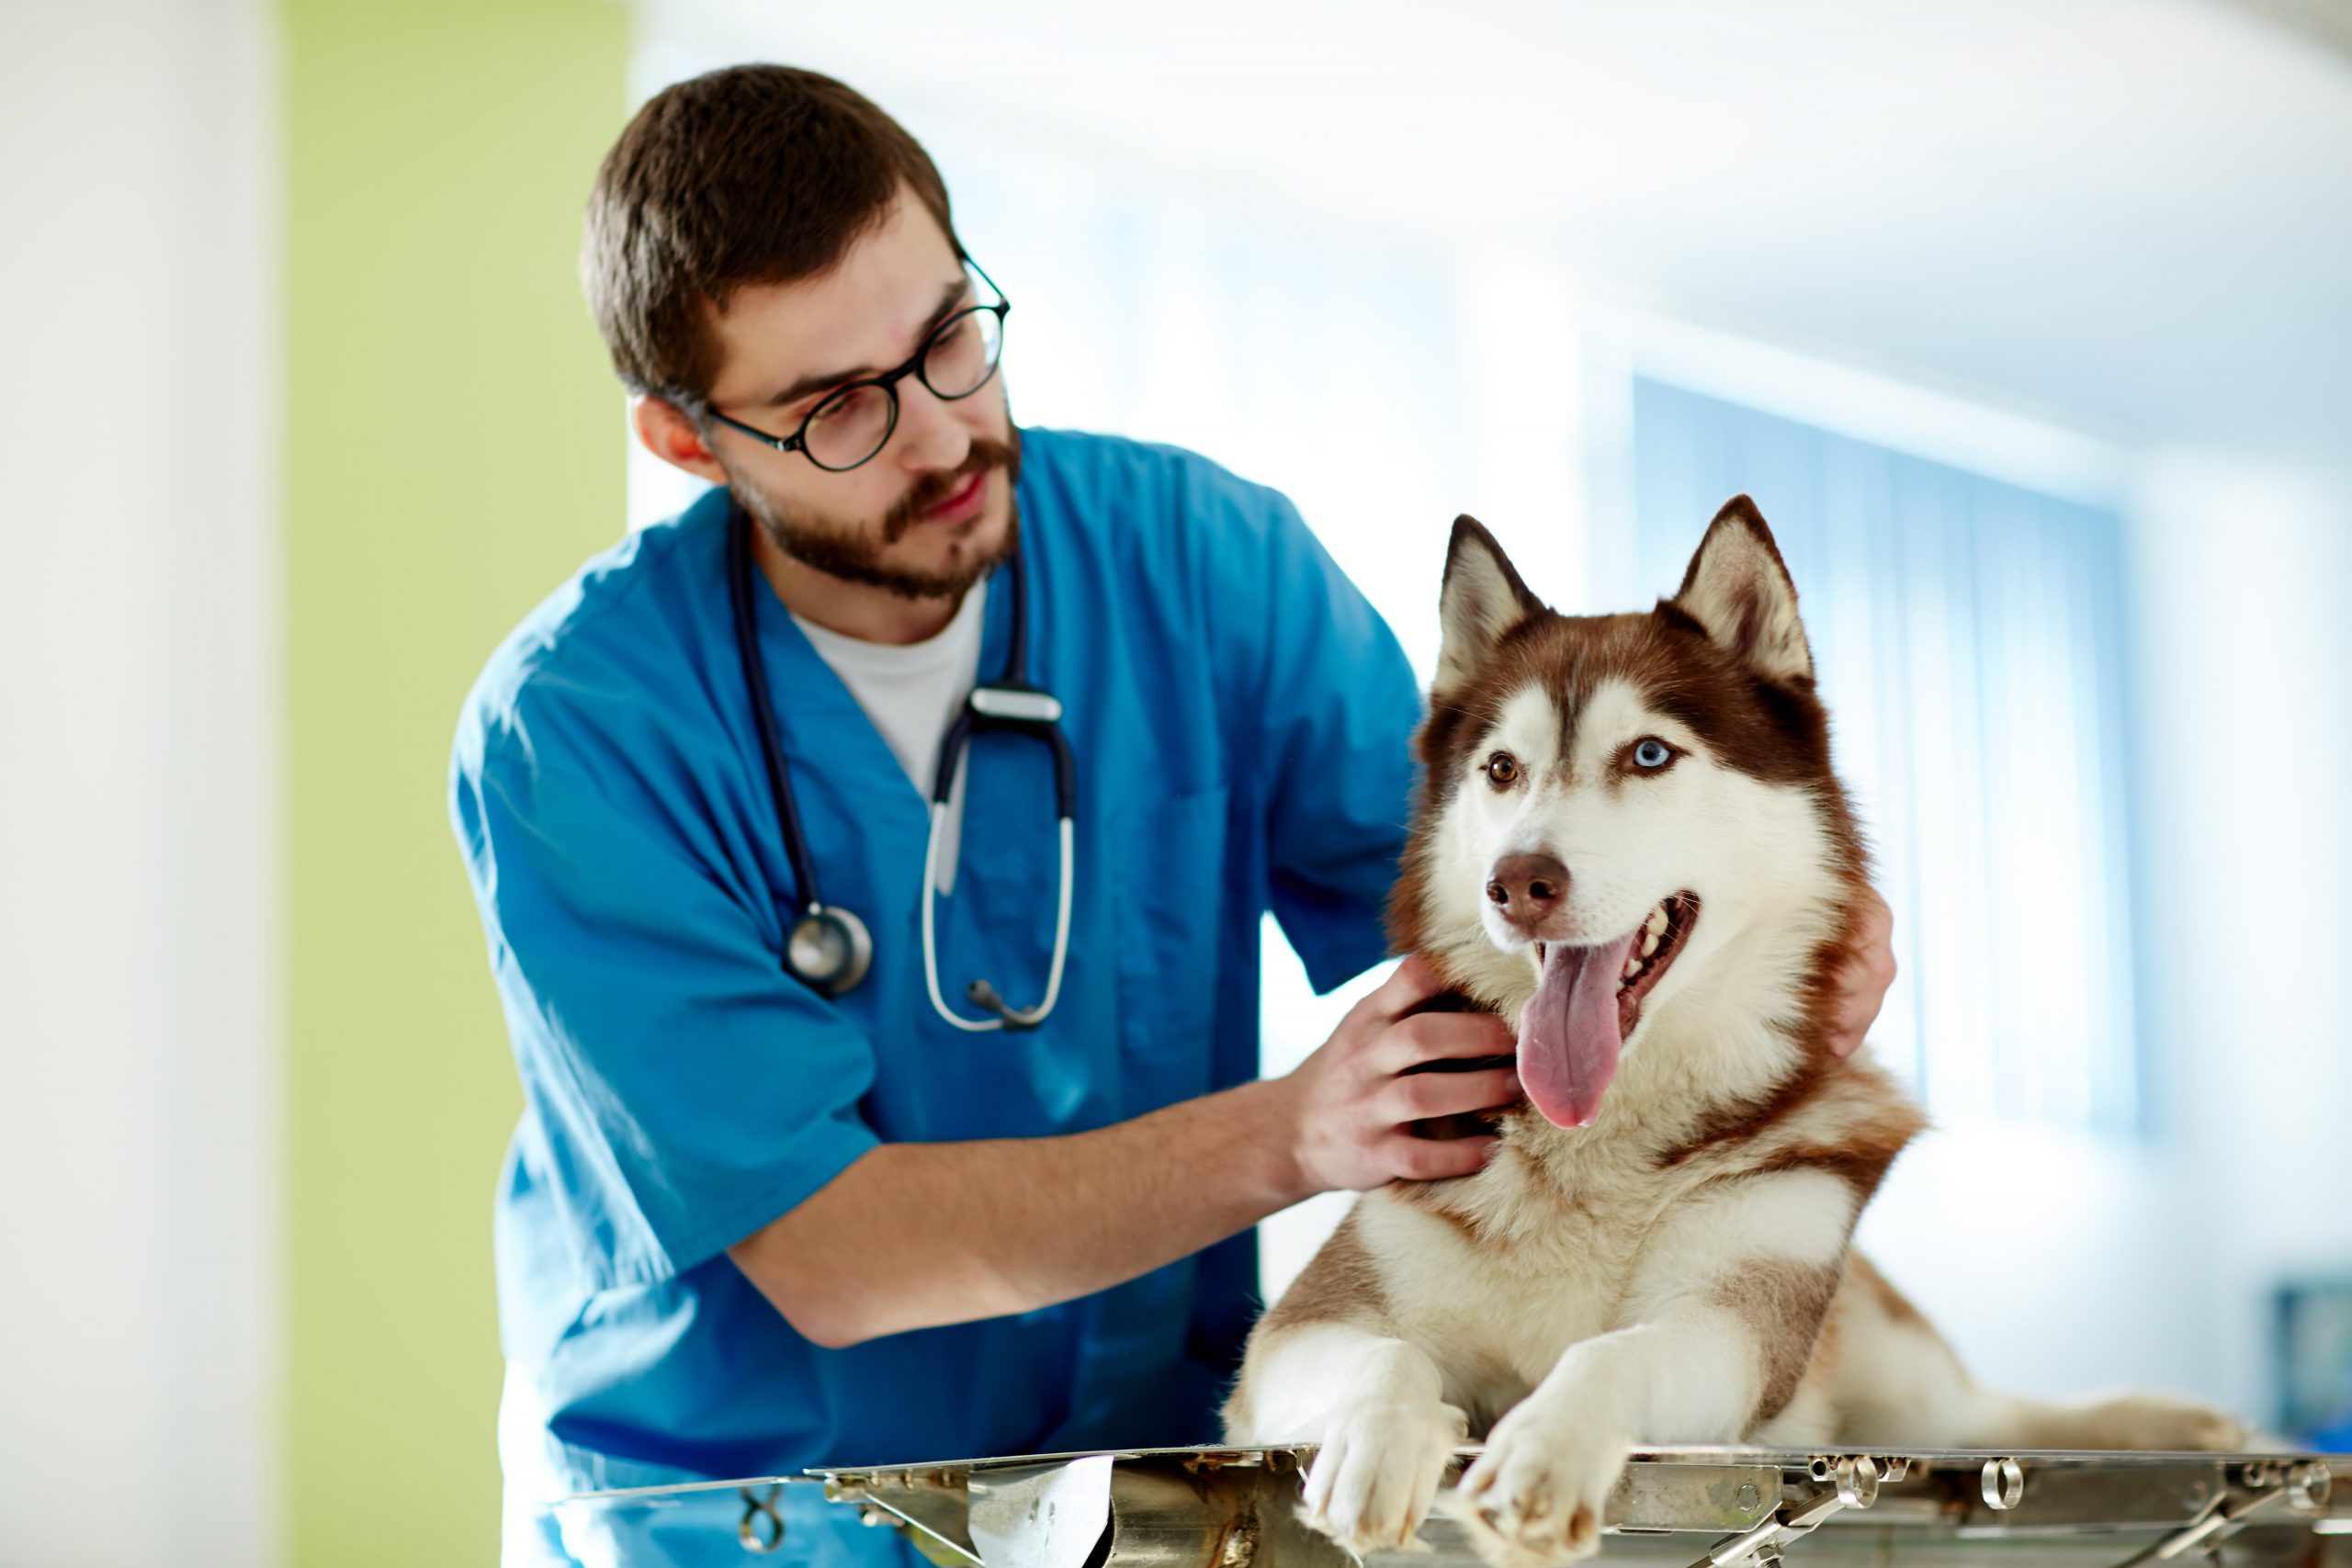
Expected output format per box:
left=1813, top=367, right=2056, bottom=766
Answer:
left=1486, top=852, right=1569, bottom=935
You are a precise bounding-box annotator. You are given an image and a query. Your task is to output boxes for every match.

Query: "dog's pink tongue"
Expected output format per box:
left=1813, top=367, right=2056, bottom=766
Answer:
left=1519, top=933, right=1640, bottom=1129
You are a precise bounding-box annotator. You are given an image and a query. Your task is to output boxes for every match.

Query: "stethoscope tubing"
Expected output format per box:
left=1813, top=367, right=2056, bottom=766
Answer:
left=729, top=504, right=831, bottom=923
left=922, top=807, right=1074, bottom=1031
left=729, top=501, right=1073, bottom=1029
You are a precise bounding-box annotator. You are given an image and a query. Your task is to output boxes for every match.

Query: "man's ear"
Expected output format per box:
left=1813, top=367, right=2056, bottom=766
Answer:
left=630, top=396, right=729, bottom=487
left=1436, top=515, right=1544, bottom=695
left=1669, top=495, right=1813, bottom=684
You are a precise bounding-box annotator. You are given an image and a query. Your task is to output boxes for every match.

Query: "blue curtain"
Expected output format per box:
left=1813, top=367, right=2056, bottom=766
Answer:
left=1632, top=379, right=2138, bottom=1133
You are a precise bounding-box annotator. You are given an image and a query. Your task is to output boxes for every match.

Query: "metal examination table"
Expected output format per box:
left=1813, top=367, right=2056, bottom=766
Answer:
left=566, top=1445, right=2352, bottom=1567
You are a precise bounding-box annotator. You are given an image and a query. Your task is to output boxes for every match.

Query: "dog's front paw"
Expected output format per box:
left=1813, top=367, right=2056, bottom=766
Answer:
left=1446, top=1401, right=1625, bottom=1568
left=1299, top=1398, right=1469, bottom=1556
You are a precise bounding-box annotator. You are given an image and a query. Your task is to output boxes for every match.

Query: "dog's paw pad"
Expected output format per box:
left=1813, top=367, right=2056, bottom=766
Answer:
left=1563, top=1505, right=1599, bottom=1554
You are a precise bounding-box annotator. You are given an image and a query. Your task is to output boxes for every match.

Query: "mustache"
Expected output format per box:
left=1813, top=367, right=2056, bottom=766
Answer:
left=879, top=436, right=1020, bottom=544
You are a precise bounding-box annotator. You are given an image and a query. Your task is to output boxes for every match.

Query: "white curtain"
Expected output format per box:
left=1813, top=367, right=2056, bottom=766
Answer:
left=1630, top=378, right=2139, bottom=1132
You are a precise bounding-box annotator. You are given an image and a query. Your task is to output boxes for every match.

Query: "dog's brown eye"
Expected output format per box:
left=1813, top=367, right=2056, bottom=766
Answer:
left=1485, top=751, right=1520, bottom=787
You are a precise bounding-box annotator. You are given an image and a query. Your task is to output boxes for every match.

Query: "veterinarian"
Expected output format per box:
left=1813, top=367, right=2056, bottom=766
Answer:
left=449, top=65, right=1899, bottom=1568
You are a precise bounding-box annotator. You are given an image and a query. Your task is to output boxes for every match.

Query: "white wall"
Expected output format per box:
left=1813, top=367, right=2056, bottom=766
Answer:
left=0, top=2, right=281, bottom=1562
left=2122, top=454, right=2352, bottom=1420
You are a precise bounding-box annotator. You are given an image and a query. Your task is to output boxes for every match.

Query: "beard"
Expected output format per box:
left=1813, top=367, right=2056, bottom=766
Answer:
left=730, top=431, right=1023, bottom=603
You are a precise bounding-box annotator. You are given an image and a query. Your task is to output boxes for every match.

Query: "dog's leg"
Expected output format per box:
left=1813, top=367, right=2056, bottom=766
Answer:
left=1230, top=1320, right=1469, bottom=1553
left=1452, top=1171, right=1855, bottom=1568
left=1225, top=1213, right=1467, bottom=1554
left=1959, top=1392, right=2249, bottom=1451
left=1830, top=1254, right=2248, bottom=1452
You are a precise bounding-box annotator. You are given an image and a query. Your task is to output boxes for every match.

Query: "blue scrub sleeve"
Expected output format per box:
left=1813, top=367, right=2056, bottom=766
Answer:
left=455, top=749, right=881, bottom=1287
left=1216, top=492, right=1423, bottom=993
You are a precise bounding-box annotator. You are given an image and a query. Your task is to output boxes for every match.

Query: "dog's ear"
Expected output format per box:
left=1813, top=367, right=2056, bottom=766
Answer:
left=1437, top=515, right=1543, bottom=694
left=1670, top=496, right=1813, bottom=685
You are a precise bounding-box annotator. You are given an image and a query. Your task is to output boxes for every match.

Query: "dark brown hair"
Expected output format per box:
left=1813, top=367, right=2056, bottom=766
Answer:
left=581, top=64, right=960, bottom=403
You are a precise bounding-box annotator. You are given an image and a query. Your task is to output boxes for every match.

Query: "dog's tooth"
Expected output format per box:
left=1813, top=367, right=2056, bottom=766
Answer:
left=1640, top=931, right=1660, bottom=957
left=1645, top=905, right=1669, bottom=936
left=1623, top=957, right=1642, bottom=980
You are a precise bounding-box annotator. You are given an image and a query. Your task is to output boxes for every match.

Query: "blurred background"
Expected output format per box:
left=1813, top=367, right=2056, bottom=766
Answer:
left=5, top=0, right=2350, bottom=1562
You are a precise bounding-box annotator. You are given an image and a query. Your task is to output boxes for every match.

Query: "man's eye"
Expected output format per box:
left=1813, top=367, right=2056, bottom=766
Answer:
left=808, top=385, right=876, bottom=427
left=1631, top=738, right=1675, bottom=771
left=1485, top=752, right=1520, bottom=787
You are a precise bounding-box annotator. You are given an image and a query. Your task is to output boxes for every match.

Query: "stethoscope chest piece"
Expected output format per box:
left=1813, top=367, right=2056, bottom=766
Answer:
left=787, top=906, right=873, bottom=996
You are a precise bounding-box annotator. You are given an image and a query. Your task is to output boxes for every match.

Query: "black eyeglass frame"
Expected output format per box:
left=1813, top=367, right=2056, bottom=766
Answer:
left=699, top=258, right=1011, bottom=473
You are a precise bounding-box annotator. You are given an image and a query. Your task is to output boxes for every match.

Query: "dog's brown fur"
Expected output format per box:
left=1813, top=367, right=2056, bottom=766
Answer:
left=1226, top=500, right=2246, bottom=1568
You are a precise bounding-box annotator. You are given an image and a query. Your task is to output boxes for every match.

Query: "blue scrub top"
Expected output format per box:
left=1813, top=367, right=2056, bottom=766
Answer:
left=450, top=427, right=1422, bottom=1563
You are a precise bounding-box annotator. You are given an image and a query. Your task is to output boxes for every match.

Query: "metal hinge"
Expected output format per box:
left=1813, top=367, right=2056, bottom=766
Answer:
left=1691, top=1455, right=1894, bottom=1568
left=2114, top=1460, right=2334, bottom=1568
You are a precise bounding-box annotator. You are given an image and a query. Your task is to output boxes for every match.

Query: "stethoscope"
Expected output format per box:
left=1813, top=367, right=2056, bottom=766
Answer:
left=727, top=502, right=1077, bottom=1031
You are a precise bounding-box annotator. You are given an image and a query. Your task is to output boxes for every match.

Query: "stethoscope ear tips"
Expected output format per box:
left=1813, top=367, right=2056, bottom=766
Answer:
left=787, top=906, right=874, bottom=996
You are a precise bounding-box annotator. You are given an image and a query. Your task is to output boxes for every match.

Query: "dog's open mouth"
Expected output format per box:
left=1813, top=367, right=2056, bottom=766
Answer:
left=1521, top=894, right=1700, bottom=1129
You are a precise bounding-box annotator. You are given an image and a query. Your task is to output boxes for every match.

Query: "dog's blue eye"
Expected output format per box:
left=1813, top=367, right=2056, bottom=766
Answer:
left=1633, top=739, right=1672, bottom=770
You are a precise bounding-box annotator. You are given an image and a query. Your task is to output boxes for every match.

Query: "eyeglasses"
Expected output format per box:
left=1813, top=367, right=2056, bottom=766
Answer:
left=703, top=259, right=1010, bottom=473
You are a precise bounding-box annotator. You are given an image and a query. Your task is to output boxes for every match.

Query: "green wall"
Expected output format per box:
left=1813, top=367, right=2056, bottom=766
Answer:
left=283, top=2, right=628, bottom=1559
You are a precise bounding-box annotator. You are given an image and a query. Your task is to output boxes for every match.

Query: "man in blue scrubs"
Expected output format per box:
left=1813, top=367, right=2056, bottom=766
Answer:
left=451, top=65, right=1896, bottom=1567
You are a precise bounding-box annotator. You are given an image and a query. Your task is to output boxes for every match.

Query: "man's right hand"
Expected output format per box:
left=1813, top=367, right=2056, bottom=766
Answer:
left=730, top=955, right=1520, bottom=1348
left=1274, top=955, right=1521, bottom=1195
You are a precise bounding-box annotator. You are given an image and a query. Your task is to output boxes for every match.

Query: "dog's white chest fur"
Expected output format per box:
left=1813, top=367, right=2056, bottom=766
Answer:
left=1363, top=1157, right=1661, bottom=1420
left=1383, top=1223, right=1620, bottom=1424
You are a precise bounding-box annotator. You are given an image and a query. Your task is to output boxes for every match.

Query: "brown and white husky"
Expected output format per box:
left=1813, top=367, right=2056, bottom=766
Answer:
left=1224, top=500, right=2242, bottom=1568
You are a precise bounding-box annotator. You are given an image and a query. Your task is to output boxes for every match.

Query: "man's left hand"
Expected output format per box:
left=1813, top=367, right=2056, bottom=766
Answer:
left=1827, top=888, right=1899, bottom=1059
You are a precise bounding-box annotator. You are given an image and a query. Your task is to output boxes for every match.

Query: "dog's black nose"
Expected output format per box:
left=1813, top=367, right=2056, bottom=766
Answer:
left=1486, top=852, right=1568, bottom=934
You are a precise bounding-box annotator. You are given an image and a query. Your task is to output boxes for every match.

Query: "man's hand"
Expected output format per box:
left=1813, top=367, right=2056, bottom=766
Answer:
left=729, top=958, right=1519, bottom=1347
left=1826, top=888, right=1899, bottom=1059
left=1273, top=955, right=1521, bottom=1194
left=734, top=902, right=1894, bottom=1349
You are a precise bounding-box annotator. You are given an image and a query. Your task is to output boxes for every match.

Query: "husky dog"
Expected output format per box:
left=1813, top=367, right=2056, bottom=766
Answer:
left=1225, top=500, right=2241, bottom=1568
